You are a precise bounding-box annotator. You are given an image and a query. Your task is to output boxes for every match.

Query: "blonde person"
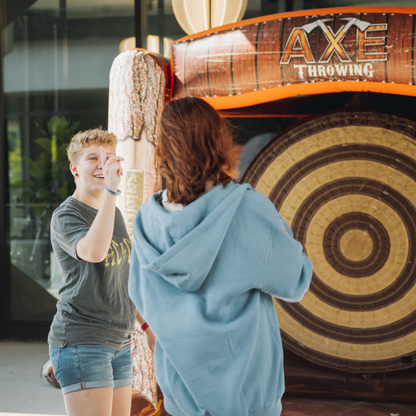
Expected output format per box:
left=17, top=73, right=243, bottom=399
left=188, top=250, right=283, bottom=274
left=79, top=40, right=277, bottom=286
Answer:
left=48, top=129, right=154, bottom=416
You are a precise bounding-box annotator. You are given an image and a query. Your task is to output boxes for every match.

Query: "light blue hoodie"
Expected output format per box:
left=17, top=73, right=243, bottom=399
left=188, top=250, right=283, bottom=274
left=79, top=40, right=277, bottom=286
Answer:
left=128, top=182, right=313, bottom=416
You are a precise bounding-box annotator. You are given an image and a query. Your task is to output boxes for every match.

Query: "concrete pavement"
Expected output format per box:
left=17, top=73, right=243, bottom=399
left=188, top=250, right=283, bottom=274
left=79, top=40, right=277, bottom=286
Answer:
left=0, top=340, right=66, bottom=416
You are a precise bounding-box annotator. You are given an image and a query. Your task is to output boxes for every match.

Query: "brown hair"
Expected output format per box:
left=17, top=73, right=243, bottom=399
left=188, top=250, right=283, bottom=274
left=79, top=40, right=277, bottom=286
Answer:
left=158, top=97, right=238, bottom=206
left=67, top=128, right=118, bottom=163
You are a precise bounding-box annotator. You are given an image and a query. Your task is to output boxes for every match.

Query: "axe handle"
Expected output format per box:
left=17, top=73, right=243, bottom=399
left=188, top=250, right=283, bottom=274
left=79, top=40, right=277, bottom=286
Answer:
left=316, top=20, right=330, bottom=34
left=340, top=18, right=357, bottom=35
left=335, top=18, right=357, bottom=42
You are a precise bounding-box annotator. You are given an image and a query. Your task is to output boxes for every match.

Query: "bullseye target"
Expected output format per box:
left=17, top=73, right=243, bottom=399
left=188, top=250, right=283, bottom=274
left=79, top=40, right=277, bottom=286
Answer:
left=242, top=112, right=416, bottom=373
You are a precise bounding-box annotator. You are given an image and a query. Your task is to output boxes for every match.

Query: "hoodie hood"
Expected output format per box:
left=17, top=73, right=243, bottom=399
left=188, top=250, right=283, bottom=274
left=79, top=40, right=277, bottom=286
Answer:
left=133, top=182, right=250, bottom=292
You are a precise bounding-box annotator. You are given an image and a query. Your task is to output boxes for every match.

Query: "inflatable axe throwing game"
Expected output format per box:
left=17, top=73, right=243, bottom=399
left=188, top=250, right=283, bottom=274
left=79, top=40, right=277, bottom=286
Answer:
left=108, top=6, right=416, bottom=406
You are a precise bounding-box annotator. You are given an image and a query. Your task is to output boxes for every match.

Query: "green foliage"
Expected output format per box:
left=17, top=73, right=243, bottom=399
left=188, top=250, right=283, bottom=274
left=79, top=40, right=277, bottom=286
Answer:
left=12, top=116, right=80, bottom=222
left=8, top=125, right=23, bottom=184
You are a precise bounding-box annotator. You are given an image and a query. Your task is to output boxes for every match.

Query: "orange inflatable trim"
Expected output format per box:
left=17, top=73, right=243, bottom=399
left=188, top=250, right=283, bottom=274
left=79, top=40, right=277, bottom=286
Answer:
left=204, top=83, right=416, bottom=111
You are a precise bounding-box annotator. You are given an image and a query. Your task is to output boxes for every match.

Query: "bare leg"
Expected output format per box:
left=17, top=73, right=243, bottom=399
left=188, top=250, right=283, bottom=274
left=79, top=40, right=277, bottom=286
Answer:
left=64, top=387, right=113, bottom=416
left=112, top=385, right=132, bottom=416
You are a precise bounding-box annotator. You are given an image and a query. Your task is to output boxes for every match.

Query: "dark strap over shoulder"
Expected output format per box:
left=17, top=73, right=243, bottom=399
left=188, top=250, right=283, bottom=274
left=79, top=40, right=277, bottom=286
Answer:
left=157, top=192, right=164, bottom=208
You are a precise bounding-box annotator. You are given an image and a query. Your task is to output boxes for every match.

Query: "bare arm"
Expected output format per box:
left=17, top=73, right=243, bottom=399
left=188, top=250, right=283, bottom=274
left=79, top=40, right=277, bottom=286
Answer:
left=135, top=310, right=146, bottom=326
left=76, top=193, right=116, bottom=262
left=76, top=148, right=124, bottom=263
left=136, top=310, right=156, bottom=353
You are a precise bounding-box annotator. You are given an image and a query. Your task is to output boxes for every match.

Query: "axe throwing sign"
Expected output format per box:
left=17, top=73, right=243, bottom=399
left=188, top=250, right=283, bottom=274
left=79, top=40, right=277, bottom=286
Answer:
left=171, top=7, right=416, bottom=110
left=280, top=17, right=386, bottom=79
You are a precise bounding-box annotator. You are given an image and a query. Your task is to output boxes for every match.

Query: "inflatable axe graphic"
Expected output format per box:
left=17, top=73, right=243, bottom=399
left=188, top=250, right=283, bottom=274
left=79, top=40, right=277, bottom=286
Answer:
left=302, top=19, right=332, bottom=33
left=302, top=18, right=371, bottom=34
left=340, top=17, right=371, bottom=32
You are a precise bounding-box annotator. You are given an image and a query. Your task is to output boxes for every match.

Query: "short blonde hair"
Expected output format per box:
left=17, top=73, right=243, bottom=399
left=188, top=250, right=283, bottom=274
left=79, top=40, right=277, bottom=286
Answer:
left=67, top=129, right=118, bottom=163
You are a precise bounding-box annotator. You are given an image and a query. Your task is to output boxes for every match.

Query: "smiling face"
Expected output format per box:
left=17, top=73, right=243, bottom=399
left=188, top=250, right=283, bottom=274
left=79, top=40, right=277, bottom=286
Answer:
left=70, top=144, right=115, bottom=194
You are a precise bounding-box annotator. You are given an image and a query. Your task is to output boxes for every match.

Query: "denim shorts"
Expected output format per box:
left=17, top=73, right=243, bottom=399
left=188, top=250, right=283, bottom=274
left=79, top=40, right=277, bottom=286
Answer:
left=49, top=344, right=133, bottom=395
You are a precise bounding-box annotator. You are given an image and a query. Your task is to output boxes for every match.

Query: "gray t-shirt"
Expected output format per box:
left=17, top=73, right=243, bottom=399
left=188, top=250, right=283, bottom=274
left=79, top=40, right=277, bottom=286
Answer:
left=48, top=196, right=136, bottom=350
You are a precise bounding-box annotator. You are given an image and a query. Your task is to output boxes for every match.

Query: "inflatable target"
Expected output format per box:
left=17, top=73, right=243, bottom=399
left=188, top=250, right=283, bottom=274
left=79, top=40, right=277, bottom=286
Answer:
left=242, top=111, right=416, bottom=373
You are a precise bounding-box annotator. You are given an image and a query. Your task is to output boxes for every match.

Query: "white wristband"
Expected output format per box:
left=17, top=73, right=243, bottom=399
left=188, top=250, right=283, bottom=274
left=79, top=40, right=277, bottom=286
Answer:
left=104, top=185, right=121, bottom=196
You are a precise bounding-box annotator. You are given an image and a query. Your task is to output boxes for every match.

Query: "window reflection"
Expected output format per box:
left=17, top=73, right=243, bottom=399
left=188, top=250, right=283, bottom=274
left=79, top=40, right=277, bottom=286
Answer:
left=4, top=0, right=134, bottom=320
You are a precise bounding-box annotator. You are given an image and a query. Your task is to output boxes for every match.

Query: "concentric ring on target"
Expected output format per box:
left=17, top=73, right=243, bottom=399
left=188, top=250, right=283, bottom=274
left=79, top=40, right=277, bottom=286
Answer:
left=242, top=112, right=416, bottom=373
left=305, top=194, right=408, bottom=296
left=324, top=212, right=390, bottom=277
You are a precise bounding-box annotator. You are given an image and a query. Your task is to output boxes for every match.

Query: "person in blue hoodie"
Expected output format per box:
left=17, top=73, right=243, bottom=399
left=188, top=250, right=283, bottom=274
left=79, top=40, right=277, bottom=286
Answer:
left=128, top=97, right=313, bottom=416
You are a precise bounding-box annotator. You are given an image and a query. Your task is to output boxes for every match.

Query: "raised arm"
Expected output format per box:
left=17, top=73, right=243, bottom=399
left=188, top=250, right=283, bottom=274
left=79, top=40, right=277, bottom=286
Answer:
left=262, top=219, right=313, bottom=302
left=76, top=147, right=124, bottom=263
